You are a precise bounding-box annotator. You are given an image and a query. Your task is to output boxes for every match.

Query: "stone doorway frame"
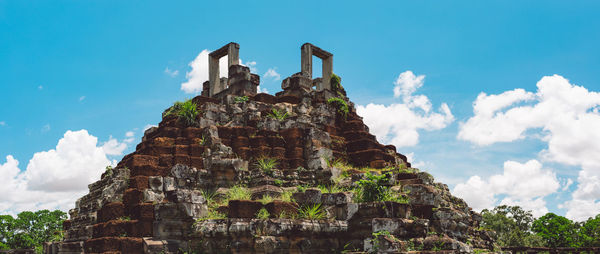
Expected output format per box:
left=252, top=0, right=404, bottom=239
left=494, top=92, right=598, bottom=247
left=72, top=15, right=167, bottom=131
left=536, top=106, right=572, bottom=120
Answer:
left=209, top=42, right=240, bottom=96
left=301, top=43, right=333, bottom=91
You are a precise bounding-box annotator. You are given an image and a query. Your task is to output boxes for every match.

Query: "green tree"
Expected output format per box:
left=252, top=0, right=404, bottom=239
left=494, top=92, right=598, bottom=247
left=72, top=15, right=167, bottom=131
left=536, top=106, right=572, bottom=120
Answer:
left=531, top=213, right=578, bottom=247
left=578, top=214, right=600, bottom=247
left=0, top=210, right=66, bottom=251
left=480, top=205, right=543, bottom=247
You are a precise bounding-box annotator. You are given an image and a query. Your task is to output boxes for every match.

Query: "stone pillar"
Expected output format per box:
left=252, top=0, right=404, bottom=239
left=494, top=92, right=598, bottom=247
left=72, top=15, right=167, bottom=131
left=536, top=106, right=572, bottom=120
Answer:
left=209, top=42, right=240, bottom=97
left=321, top=55, right=333, bottom=91
left=301, top=43, right=313, bottom=78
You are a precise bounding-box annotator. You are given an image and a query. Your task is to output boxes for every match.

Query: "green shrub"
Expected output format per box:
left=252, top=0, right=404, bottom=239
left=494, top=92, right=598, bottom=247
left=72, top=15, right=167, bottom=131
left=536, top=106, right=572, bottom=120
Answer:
left=331, top=73, right=342, bottom=91
left=255, top=156, right=278, bottom=175
left=234, top=96, right=249, bottom=103
left=267, top=108, right=289, bottom=121
left=256, top=208, right=270, bottom=219
left=298, top=204, right=326, bottom=220
left=163, top=99, right=199, bottom=126
left=355, top=172, right=406, bottom=203
left=327, top=97, right=349, bottom=119
left=178, top=100, right=199, bottom=126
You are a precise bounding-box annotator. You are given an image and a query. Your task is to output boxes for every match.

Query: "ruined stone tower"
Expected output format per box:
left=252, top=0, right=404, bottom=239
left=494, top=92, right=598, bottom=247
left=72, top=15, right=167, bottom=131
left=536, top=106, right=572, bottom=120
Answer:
left=45, top=43, right=497, bottom=254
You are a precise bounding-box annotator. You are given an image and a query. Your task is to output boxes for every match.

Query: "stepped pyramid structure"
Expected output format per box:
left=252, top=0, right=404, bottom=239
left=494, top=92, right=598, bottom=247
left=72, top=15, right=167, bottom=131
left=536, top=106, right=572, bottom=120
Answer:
left=45, top=43, right=497, bottom=254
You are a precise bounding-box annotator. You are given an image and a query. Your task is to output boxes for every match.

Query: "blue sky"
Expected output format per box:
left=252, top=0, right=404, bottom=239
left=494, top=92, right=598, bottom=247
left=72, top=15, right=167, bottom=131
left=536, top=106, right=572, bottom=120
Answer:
left=1, top=1, right=600, bottom=220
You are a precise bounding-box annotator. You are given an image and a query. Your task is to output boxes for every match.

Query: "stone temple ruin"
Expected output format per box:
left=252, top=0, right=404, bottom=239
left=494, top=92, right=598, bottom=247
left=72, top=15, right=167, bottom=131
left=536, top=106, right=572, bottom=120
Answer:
left=45, top=43, right=498, bottom=253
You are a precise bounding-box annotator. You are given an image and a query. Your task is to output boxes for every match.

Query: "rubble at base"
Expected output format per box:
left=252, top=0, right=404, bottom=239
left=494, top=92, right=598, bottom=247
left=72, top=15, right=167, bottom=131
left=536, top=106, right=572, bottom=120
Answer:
left=45, top=42, right=498, bottom=254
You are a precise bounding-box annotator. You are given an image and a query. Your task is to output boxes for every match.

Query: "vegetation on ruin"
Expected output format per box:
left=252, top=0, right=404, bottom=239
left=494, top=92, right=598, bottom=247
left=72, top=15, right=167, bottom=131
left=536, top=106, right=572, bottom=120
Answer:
left=198, top=135, right=207, bottom=146
left=0, top=210, right=66, bottom=252
left=355, top=172, right=408, bottom=203
left=163, top=99, right=199, bottom=126
left=256, top=208, right=270, bottom=219
left=103, top=165, right=113, bottom=178
left=327, top=97, right=349, bottom=119
left=234, top=96, right=249, bottom=103
left=331, top=73, right=342, bottom=91
left=254, top=156, right=278, bottom=176
left=197, top=210, right=226, bottom=222
left=258, top=195, right=274, bottom=205
left=267, top=108, right=289, bottom=121
left=225, top=185, right=252, bottom=201
left=279, top=189, right=294, bottom=202
left=297, top=204, right=326, bottom=220
left=316, top=184, right=345, bottom=194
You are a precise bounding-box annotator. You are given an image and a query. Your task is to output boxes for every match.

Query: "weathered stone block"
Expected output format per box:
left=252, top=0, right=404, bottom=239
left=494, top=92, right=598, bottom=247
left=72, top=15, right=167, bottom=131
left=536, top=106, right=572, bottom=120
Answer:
left=228, top=200, right=263, bottom=218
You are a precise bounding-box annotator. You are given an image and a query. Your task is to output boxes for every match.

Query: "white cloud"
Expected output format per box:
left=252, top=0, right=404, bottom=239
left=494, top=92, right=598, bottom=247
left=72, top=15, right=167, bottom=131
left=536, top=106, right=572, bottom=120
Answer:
left=0, top=121, right=5, bottom=126
left=101, top=136, right=128, bottom=156
left=264, top=68, right=281, bottom=81
left=458, top=74, right=600, bottom=220
left=164, top=67, right=179, bottom=77
left=453, top=159, right=559, bottom=216
left=125, top=131, right=134, bottom=137
left=0, top=130, right=115, bottom=214
left=243, top=61, right=257, bottom=73
left=38, top=85, right=43, bottom=90
left=79, top=96, right=86, bottom=101
left=257, top=85, right=269, bottom=94
left=357, top=71, right=454, bottom=148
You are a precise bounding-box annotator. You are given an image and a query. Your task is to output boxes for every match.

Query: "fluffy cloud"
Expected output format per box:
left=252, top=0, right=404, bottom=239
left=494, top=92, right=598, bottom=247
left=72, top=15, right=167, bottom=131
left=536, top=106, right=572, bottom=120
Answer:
left=0, top=121, right=5, bottom=126
left=458, top=75, right=600, bottom=220
left=0, top=130, right=114, bottom=214
left=357, top=71, right=454, bottom=148
left=264, top=68, right=281, bottom=81
left=453, top=159, right=559, bottom=217
left=102, top=136, right=128, bottom=156
left=180, top=49, right=257, bottom=94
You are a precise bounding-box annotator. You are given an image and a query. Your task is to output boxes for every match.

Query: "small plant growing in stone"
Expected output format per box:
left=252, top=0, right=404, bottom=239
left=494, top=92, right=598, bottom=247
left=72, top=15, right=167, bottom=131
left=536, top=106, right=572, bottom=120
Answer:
left=273, top=179, right=283, bottom=186
left=199, top=135, right=207, bottom=146
left=118, top=216, right=131, bottom=221
left=104, top=165, right=113, bottom=177
left=279, top=190, right=294, bottom=202
left=259, top=195, right=274, bottom=205
left=226, top=185, right=252, bottom=201
left=256, top=208, right=270, bottom=219
left=197, top=210, right=226, bottom=222
left=267, top=108, right=289, bottom=121
left=298, top=203, right=326, bottom=220
left=200, top=189, right=218, bottom=207
left=163, top=99, right=199, bottom=126
left=276, top=210, right=297, bottom=219
left=355, top=172, right=406, bottom=203
left=327, top=97, right=349, bottom=119
left=255, top=156, right=278, bottom=176
left=177, top=99, right=199, bottom=126
left=370, top=230, right=398, bottom=252
left=234, top=96, right=249, bottom=103
left=317, top=184, right=344, bottom=194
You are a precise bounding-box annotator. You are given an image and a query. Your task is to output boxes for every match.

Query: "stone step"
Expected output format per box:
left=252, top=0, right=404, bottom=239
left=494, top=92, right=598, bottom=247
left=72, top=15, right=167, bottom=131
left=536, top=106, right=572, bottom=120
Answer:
left=84, top=236, right=143, bottom=254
